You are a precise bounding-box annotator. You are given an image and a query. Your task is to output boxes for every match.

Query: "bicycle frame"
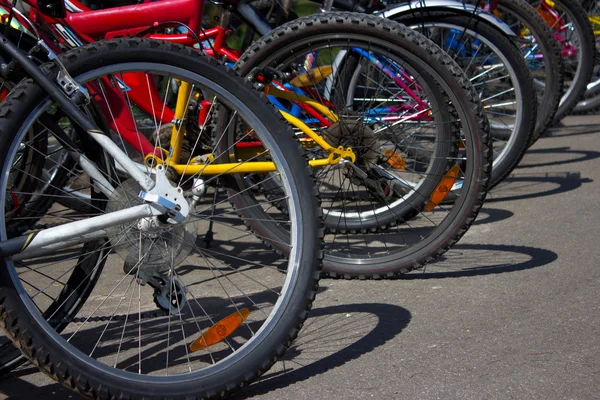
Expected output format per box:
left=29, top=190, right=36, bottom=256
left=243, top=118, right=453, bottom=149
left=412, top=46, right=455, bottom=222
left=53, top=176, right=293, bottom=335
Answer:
left=590, top=14, right=600, bottom=36
left=0, top=29, right=167, bottom=258
left=0, top=19, right=351, bottom=258
left=5, top=0, right=441, bottom=181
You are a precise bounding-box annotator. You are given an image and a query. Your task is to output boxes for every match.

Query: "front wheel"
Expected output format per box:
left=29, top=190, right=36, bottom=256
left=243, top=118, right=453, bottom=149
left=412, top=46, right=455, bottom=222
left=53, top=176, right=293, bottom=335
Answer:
left=0, top=38, right=322, bottom=399
left=528, top=0, right=595, bottom=121
left=391, top=11, right=537, bottom=188
left=236, top=13, right=492, bottom=278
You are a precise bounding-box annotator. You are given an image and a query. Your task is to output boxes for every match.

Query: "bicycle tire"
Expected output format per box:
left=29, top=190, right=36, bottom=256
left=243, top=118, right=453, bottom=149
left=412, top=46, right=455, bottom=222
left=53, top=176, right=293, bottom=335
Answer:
left=480, top=0, right=564, bottom=141
left=236, top=13, right=492, bottom=278
left=391, top=11, right=536, bottom=188
left=0, top=38, right=323, bottom=399
left=573, top=0, right=600, bottom=114
left=528, top=0, right=595, bottom=121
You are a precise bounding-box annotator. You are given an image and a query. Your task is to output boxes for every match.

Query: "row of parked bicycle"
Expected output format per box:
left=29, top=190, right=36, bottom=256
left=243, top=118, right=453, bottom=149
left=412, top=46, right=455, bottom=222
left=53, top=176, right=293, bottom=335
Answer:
left=0, top=0, right=596, bottom=398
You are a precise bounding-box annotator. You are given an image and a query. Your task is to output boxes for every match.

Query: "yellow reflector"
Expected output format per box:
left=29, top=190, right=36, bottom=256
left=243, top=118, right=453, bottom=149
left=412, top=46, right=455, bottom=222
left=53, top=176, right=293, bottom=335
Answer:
left=290, top=66, right=333, bottom=88
left=520, top=27, right=532, bottom=37
left=383, top=150, right=406, bottom=170
left=424, top=165, right=460, bottom=211
left=189, top=308, right=250, bottom=352
left=299, top=137, right=317, bottom=148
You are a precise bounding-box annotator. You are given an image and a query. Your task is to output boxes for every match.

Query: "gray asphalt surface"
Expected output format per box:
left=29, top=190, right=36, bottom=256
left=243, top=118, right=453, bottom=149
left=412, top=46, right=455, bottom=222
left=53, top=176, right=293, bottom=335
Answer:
left=0, top=114, right=598, bottom=399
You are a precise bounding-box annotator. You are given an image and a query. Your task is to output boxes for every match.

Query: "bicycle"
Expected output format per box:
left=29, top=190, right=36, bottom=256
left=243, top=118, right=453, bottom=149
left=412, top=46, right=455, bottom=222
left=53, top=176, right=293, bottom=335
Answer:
left=0, top=1, right=329, bottom=398
left=530, top=0, right=595, bottom=120
left=0, top=5, right=492, bottom=383
left=573, top=0, right=600, bottom=113
left=1, top=0, right=492, bottom=276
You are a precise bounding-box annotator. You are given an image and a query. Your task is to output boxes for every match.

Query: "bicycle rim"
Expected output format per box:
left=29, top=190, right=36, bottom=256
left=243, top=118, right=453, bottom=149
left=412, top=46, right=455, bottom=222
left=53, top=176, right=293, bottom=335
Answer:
left=0, top=45, right=320, bottom=397
left=235, top=14, right=491, bottom=277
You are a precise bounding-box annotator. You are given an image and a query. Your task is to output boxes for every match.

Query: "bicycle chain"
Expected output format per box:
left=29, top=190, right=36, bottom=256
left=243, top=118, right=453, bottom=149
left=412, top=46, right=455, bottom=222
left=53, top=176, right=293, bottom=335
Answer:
left=52, top=309, right=168, bottom=325
left=26, top=222, right=171, bottom=324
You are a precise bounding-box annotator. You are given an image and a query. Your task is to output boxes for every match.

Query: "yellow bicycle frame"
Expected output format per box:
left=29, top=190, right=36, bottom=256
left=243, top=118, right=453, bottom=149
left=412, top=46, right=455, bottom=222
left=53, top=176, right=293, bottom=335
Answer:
left=589, top=14, right=600, bottom=35
left=149, top=80, right=356, bottom=176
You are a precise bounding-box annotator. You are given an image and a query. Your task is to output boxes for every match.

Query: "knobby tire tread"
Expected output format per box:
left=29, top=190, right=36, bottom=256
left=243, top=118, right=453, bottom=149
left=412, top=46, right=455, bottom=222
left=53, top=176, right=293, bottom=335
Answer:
left=237, top=13, right=492, bottom=279
left=0, top=38, right=323, bottom=400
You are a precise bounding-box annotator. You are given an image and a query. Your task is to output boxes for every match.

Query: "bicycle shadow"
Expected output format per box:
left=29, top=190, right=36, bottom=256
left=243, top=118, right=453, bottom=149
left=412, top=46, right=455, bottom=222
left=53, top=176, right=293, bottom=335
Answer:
left=546, top=128, right=599, bottom=139
left=0, top=302, right=410, bottom=400
left=232, top=302, right=411, bottom=399
left=516, top=146, right=600, bottom=169
left=486, top=172, right=591, bottom=203
left=544, top=121, right=600, bottom=139
left=401, top=243, right=557, bottom=279
left=471, top=207, right=514, bottom=226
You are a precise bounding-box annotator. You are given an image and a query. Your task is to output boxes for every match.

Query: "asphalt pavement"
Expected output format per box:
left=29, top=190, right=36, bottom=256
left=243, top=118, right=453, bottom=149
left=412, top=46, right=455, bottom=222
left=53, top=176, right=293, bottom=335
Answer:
left=0, top=114, right=598, bottom=399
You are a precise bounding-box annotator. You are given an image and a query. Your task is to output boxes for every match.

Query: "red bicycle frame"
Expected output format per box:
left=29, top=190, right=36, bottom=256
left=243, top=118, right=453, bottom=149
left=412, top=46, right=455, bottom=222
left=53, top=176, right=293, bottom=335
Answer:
left=10, top=0, right=240, bottom=159
left=6, top=0, right=430, bottom=160
left=24, top=0, right=241, bottom=60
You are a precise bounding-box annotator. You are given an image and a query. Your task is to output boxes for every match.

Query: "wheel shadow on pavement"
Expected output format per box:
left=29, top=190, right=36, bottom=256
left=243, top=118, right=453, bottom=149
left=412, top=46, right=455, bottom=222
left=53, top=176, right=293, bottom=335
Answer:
left=516, top=146, right=600, bottom=168
left=0, top=365, right=73, bottom=399
left=401, top=243, right=557, bottom=279
left=486, top=172, right=591, bottom=203
left=471, top=207, right=514, bottom=226
left=232, top=302, right=411, bottom=399
left=544, top=121, right=599, bottom=139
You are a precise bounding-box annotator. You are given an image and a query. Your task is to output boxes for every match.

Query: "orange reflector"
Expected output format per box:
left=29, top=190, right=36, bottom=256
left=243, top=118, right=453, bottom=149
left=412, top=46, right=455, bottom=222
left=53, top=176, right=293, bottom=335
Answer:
left=290, top=66, right=333, bottom=88
left=383, top=150, right=406, bottom=170
left=189, top=308, right=250, bottom=352
left=424, top=165, right=460, bottom=211
left=537, top=8, right=555, bottom=26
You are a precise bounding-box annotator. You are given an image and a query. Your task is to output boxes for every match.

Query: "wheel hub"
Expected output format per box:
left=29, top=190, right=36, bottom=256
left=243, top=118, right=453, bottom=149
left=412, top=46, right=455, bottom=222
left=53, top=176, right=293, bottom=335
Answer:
left=325, top=120, right=413, bottom=200
left=106, top=176, right=196, bottom=283
left=325, top=120, right=378, bottom=166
